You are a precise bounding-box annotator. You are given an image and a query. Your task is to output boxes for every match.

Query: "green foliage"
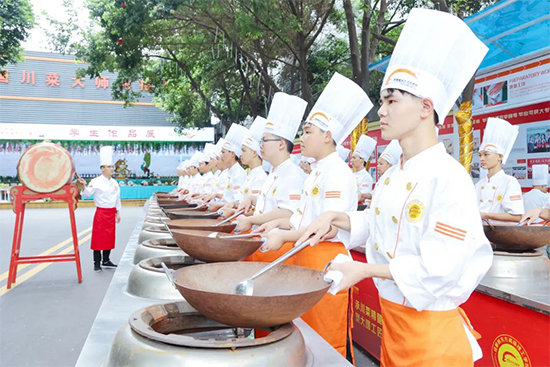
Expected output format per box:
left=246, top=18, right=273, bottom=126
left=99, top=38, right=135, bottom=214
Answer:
left=0, top=0, right=34, bottom=69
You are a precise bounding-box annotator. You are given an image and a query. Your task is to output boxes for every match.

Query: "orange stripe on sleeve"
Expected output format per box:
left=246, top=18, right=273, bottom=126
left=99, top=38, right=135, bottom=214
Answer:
left=434, top=228, right=465, bottom=241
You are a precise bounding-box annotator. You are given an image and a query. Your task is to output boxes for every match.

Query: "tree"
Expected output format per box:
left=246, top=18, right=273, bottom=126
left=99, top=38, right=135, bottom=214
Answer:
left=0, top=0, right=34, bottom=70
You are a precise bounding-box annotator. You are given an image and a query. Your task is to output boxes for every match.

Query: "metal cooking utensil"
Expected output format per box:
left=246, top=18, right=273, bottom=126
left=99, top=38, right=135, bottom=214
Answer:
left=207, top=232, right=260, bottom=239
left=214, top=210, right=244, bottom=227
left=161, top=262, right=176, bottom=288
left=236, top=239, right=312, bottom=296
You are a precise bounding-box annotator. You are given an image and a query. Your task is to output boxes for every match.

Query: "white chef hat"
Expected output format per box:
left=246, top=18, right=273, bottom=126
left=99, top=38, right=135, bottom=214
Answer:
left=177, top=161, right=186, bottom=171
left=100, top=146, right=113, bottom=166
left=336, top=145, right=351, bottom=162
left=210, top=138, right=225, bottom=160
left=379, top=140, right=402, bottom=166
left=480, top=118, right=518, bottom=164
left=381, top=8, right=488, bottom=124
left=200, top=143, right=215, bottom=163
left=300, top=155, right=316, bottom=164
left=352, top=135, right=377, bottom=161
left=306, top=73, right=373, bottom=145
left=242, top=116, right=267, bottom=157
left=188, top=152, right=201, bottom=168
left=532, top=164, right=549, bottom=186
left=223, top=123, right=248, bottom=157
left=265, top=92, right=308, bottom=142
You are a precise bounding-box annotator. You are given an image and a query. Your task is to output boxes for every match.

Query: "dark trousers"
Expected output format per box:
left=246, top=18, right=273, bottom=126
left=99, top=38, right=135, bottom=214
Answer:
left=93, top=250, right=111, bottom=264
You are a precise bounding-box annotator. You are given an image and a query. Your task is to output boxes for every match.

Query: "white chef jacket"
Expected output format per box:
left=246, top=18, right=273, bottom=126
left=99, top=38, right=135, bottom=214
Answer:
left=177, top=176, right=186, bottom=189
left=242, top=166, right=267, bottom=197
left=187, top=173, right=202, bottom=194
left=354, top=168, right=374, bottom=195
left=82, top=175, right=121, bottom=211
left=216, top=169, right=229, bottom=196
left=475, top=169, right=524, bottom=224
left=222, top=162, right=247, bottom=203
left=344, top=143, right=492, bottom=360
left=255, top=158, right=305, bottom=215
left=200, top=171, right=214, bottom=195
left=523, top=188, right=549, bottom=212
left=290, top=152, right=357, bottom=245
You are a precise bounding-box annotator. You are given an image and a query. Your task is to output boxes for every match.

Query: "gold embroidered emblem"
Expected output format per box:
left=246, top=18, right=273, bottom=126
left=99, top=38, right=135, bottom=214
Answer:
left=406, top=182, right=412, bottom=191
left=311, top=185, right=321, bottom=197
left=244, top=188, right=249, bottom=194
left=406, top=199, right=425, bottom=223
left=497, top=195, right=503, bottom=202
left=226, top=184, right=231, bottom=190
left=375, top=207, right=380, bottom=215
left=385, top=177, right=390, bottom=185
left=481, top=185, right=485, bottom=189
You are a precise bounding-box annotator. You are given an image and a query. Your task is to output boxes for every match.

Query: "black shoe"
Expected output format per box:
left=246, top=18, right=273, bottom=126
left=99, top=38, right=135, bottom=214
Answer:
left=94, top=263, right=102, bottom=272
left=102, top=261, right=118, bottom=268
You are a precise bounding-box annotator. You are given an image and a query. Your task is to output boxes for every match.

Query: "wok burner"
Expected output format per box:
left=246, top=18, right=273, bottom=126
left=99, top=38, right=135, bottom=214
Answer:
left=133, top=239, right=183, bottom=264
left=486, top=250, right=550, bottom=279
left=105, top=302, right=312, bottom=367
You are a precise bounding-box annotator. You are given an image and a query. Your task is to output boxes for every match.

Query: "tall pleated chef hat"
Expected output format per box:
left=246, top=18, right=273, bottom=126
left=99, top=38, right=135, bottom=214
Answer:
left=242, top=116, right=267, bottom=157
left=223, top=123, right=249, bottom=157
left=188, top=152, right=202, bottom=169
left=100, top=146, right=113, bottom=166
left=379, top=140, right=402, bottom=166
left=336, top=145, right=351, bottom=162
left=200, top=143, right=215, bottom=163
left=211, top=138, right=226, bottom=160
left=353, top=135, right=377, bottom=161
left=177, top=160, right=187, bottom=171
left=532, top=164, right=549, bottom=186
left=306, top=73, right=373, bottom=146
left=480, top=118, right=518, bottom=164
left=381, top=8, right=488, bottom=123
left=265, top=92, right=308, bottom=142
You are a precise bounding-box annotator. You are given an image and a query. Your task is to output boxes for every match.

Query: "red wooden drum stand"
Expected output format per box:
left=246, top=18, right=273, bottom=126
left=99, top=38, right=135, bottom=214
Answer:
left=7, top=184, right=82, bottom=289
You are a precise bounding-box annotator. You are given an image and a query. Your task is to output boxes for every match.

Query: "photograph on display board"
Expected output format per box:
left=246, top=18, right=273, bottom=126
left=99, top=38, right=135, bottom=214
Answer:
left=526, top=126, right=550, bottom=153
left=483, top=81, right=508, bottom=107
left=472, top=87, right=484, bottom=110
left=443, top=138, right=454, bottom=156
left=505, top=166, right=527, bottom=180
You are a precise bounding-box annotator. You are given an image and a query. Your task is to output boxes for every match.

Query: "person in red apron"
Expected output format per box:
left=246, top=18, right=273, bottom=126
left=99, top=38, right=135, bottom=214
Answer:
left=78, top=146, right=121, bottom=272
left=295, top=9, right=492, bottom=366
left=258, top=72, right=374, bottom=361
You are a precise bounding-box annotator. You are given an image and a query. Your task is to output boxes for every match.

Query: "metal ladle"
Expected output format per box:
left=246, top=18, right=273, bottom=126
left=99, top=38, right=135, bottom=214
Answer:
left=235, top=239, right=312, bottom=296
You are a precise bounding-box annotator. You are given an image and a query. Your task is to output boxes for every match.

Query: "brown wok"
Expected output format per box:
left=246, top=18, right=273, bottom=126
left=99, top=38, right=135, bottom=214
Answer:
left=158, top=203, right=198, bottom=210
left=172, top=262, right=330, bottom=328
left=165, top=210, right=220, bottom=220
left=155, top=192, right=178, bottom=198
left=483, top=222, right=550, bottom=252
left=165, top=218, right=236, bottom=233
left=170, top=229, right=262, bottom=262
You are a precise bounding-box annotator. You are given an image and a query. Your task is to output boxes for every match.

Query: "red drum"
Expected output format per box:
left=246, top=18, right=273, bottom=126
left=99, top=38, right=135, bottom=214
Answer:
left=17, top=142, right=76, bottom=193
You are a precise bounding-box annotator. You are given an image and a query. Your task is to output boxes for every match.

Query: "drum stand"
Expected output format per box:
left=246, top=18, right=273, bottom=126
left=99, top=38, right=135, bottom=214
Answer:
left=7, top=184, right=82, bottom=289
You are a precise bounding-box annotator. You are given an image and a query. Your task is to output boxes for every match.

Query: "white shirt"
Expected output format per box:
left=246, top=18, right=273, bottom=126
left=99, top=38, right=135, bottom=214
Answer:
left=290, top=152, right=357, bottom=245
left=187, top=173, right=202, bottom=194
left=354, top=168, right=373, bottom=195
left=242, top=166, right=267, bottom=197
left=82, top=175, right=121, bottom=211
left=223, top=162, right=247, bottom=203
left=255, top=158, right=305, bottom=215
left=475, top=169, right=524, bottom=224
left=177, top=176, right=186, bottom=189
left=345, top=143, right=492, bottom=361
left=523, top=188, right=549, bottom=212
left=216, top=169, right=229, bottom=196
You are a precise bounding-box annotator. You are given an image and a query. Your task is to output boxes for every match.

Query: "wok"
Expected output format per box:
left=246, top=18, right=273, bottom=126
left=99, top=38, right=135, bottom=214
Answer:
left=170, top=229, right=262, bottom=262
left=172, top=262, right=330, bottom=328
left=483, top=222, right=550, bottom=252
left=158, top=203, right=198, bottom=210
left=155, top=192, right=178, bottom=198
left=165, top=210, right=220, bottom=220
left=165, top=218, right=236, bottom=233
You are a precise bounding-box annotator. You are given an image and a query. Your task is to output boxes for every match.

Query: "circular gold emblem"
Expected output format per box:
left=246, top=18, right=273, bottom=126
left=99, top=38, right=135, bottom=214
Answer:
left=244, top=188, right=249, bottom=194
left=226, top=184, right=231, bottom=190
left=311, top=185, right=321, bottom=197
left=491, top=334, right=530, bottom=367
left=406, top=199, right=425, bottom=223
left=497, top=194, right=503, bottom=202
left=385, top=177, right=390, bottom=185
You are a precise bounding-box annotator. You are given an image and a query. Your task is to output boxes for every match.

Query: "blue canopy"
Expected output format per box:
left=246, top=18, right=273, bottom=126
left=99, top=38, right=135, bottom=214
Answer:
left=369, top=0, right=550, bottom=74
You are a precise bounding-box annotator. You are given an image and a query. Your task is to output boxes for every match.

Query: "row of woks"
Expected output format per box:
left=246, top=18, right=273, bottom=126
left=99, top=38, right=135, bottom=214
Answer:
left=106, top=193, right=330, bottom=366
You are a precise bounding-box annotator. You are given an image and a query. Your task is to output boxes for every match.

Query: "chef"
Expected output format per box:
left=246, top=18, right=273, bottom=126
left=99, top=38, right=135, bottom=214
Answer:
left=182, top=152, right=203, bottom=199
left=377, top=140, right=402, bottom=177
left=295, top=9, right=492, bottom=366
left=336, top=145, right=351, bottom=163
left=523, top=164, right=548, bottom=212
left=475, top=118, right=524, bottom=224
left=299, top=156, right=315, bottom=175
left=258, top=72, right=373, bottom=360
left=351, top=135, right=377, bottom=205
left=197, top=144, right=216, bottom=196
left=221, top=116, right=268, bottom=218
left=236, top=92, right=307, bottom=262
left=78, top=146, right=121, bottom=273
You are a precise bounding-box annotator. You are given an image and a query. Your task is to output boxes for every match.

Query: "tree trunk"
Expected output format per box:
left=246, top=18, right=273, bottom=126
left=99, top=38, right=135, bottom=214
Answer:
left=343, top=0, right=361, bottom=84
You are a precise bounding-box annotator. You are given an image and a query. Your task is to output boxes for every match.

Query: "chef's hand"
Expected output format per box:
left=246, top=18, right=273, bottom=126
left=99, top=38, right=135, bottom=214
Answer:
left=520, top=208, right=543, bottom=225
left=209, top=202, right=224, bottom=212
left=237, top=195, right=255, bottom=215
left=328, top=261, right=370, bottom=291
left=236, top=215, right=252, bottom=233
left=115, top=211, right=121, bottom=224
left=295, top=212, right=337, bottom=247
left=260, top=231, right=285, bottom=252
left=221, top=208, right=236, bottom=219
left=253, top=219, right=282, bottom=234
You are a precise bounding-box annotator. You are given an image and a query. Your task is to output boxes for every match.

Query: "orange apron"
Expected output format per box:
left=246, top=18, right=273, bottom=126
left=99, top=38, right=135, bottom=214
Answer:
left=243, top=241, right=296, bottom=263
left=291, top=241, right=353, bottom=361
left=379, top=296, right=479, bottom=367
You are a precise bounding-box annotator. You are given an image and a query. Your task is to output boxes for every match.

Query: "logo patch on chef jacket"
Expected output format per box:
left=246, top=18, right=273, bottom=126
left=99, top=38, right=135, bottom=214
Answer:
left=226, top=184, right=231, bottom=190
left=497, top=194, right=503, bottom=202
left=244, top=188, right=249, bottom=194
left=311, top=185, right=321, bottom=197
left=405, top=199, right=425, bottom=223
